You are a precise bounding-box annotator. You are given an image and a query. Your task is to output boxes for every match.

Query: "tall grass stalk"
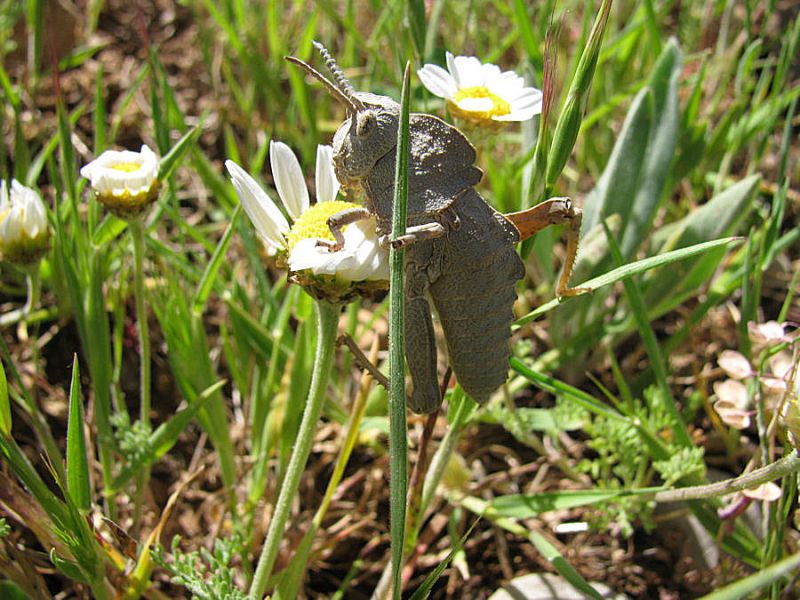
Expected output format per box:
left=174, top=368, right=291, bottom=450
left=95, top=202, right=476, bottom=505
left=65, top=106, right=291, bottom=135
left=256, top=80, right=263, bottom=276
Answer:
left=387, top=61, right=412, bottom=600
left=249, top=300, right=340, bottom=599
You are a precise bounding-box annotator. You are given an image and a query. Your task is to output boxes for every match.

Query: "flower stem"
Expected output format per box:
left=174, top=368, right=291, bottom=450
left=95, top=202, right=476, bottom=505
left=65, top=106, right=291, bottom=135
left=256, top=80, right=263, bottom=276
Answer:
left=129, top=219, right=151, bottom=428
left=22, top=267, right=42, bottom=376
left=249, top=300, right=339, bottom=599
left=129, top=219, right=152, bottom=528
left=651, top=451, right=800, bottom=503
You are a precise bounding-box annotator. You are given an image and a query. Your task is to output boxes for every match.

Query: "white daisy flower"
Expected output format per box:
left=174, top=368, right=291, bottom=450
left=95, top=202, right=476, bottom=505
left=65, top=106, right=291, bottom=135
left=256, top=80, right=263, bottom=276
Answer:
left=417, top=52, right=543, bottom=124
left=226, top=142, right=388, bottom=301
left=0, top=179, right=50, bottom=264
left=80, top=144, right=160, bottom=218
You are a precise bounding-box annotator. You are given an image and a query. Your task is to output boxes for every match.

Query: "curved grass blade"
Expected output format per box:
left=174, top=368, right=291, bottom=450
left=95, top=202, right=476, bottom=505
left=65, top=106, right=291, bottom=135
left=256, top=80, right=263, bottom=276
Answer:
left=515, top=236, right=742, bottom=327
left=0, top=359, right=9, bottom=437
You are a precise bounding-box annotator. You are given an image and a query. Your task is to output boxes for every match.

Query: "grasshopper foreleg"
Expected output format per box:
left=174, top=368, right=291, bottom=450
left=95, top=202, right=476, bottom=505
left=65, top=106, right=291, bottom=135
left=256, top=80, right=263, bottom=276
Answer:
left=506, top=197, right=590, bottom=298
left=317, top=206, right=373, bottom=251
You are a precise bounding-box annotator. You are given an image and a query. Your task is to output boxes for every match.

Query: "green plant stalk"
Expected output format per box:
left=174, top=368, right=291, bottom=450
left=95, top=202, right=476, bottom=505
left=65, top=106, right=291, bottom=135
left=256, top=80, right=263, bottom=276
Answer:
left=129, top=219, right=152, bottom=527
left=129, top=220, right=151, bottom=428
left=249, top=300, right=339, bottom=599
left=603, top=222, right=692, bottom=448
left=544, top=0, right=613, bottom=194
left=388, top=62, right=412, bottom=600
left=414, top=392, right=471, bottom=541
left=14, top=267, right=65, bottom=477
left=651, top=452, right=800, bottom=503
left=275, top=358, right=373, bottom=599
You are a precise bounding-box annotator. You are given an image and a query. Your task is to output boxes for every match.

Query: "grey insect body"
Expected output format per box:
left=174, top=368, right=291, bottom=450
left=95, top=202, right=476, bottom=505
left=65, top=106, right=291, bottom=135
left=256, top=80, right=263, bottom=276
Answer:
left=289, top=48, right=524, bottom=413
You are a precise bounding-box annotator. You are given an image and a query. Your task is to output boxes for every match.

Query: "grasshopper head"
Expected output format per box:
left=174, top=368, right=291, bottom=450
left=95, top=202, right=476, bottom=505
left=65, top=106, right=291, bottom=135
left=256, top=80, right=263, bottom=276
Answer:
left=286, top=44, right=400, bottom=190
left=331, top=93, right=399, bottom=188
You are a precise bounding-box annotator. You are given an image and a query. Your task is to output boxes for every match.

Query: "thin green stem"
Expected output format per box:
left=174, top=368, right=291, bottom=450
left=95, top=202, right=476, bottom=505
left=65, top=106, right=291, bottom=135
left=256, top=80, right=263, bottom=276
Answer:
left=23, top=267, right=42, bottom=385
left=249, top=301, right=339, bottom=599
left=129, top=220, right=151, bottom=427
left=651, top=451, right=800, bottom=503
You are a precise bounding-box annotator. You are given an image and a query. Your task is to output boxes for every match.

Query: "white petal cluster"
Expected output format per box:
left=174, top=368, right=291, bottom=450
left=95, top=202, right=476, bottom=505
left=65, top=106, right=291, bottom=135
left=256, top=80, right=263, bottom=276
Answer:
left=226, top=141, right=388, bottom=286
left=288, top=217, right=389, bottom=282
left=418, top=52, right=542, bottom=123
left=81, top=145, right=159, bottom=199
left=0, top=179, right=50, bottom=263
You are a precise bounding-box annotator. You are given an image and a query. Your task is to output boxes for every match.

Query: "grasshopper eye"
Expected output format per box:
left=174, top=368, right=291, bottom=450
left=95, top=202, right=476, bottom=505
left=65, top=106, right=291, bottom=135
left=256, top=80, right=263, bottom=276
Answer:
left=356, top=110, right=377, bottom=138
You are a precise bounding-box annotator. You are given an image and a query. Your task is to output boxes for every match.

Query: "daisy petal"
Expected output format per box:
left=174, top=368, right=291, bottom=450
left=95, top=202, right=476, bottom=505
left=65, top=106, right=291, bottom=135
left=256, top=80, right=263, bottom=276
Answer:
left=225, top=160, right=288, bottom=250
left=288, top=238, right=355, bottom=275
left=417, top=64, right=458, bottom=99
left=315, top=145, right=340, bottom=202
left=270, top=141, right=309, bottom=219
left=451, top=55, right=485, bottom=88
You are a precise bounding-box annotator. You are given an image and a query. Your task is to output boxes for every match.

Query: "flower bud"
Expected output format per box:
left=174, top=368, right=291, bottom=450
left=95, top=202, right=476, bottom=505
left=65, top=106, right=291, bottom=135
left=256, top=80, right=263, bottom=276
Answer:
left=80, top=145, right=160, bottom=219
left=0, top=180, right=50, bottom=265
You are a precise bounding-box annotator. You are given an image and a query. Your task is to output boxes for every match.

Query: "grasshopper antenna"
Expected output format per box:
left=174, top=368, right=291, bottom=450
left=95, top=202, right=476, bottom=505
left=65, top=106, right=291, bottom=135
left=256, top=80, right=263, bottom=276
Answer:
left=311, top=41, right=366, bottom=111
left=285, top=54, right=363, bottom=114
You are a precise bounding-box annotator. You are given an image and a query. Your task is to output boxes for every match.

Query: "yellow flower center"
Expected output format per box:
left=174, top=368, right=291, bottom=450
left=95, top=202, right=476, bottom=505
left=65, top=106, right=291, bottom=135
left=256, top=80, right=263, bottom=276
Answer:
left=286, top=200, right=360, bottom=252
left=111, top=162, right=143, bottom=173
left=450, top=86, right=511, bottom=121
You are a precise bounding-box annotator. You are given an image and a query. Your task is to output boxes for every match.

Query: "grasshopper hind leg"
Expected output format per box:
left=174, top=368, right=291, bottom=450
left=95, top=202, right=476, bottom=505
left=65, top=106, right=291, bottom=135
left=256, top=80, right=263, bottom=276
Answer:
left=405, top=269, right=442, bottom=414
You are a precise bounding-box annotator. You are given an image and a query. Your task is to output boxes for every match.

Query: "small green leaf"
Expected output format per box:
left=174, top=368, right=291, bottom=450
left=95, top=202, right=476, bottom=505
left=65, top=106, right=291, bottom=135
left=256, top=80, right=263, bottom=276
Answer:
left=66, top=356, right=91, bottom=511
left=580, top=88, right=653, bottom=245
left=110, top=379, right=226, bottom=491
left=50, top=549, right=89, bottom=585
left=91, top=214, right=128, bottom=248
left=58, top=43, right=106, bottom=71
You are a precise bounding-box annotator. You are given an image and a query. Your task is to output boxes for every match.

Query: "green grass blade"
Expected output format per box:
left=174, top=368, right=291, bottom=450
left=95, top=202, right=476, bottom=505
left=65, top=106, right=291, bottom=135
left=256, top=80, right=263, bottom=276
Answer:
left=93, top=63, right=106, bottom=154
left=460, top=495, right=605, bottom=600
left=509, top=357, right=626, bottom=423
left=545, top=0, right=612, bottom=192
left=0, top=360, right=9, bottom=437
left=515, top=237, right=742, bottom=326
left=406, top=0, right=426, bottom=58
left=486, top=489, right=624, bottom=519
left=603, top=221, right=692, bottom=448
left=157, top=125, right=201, bottom=182
left=699, top=550, right=800, bottom=600
left=192, top=204, right=241, bottom=316
left=388, top=61, right=412, bottom=600
left=66, top=356, right=91, bottom=512
left=407, top=518, right=479, bottom=600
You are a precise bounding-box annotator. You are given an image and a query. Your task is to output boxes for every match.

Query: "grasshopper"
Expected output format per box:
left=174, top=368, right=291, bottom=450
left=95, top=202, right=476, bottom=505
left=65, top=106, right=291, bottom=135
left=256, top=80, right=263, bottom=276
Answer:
left=288, top=44, right=584, bottom=413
